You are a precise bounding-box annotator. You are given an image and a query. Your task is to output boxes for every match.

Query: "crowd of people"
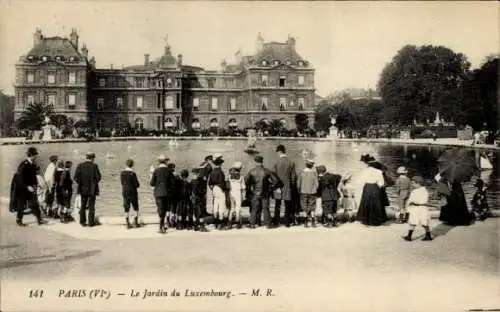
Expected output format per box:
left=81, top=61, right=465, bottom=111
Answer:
left=9, top=144, right=491, bottom=241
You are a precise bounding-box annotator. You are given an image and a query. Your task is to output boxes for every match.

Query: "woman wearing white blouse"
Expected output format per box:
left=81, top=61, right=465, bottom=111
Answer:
left=355, top=155, right=388, bottom=226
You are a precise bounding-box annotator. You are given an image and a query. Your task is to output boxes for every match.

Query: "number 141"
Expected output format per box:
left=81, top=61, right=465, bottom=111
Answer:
left=28, top=289, right=44, bottom=298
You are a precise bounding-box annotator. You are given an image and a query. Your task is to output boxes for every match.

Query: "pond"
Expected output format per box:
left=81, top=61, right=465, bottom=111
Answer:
left=1, top=140, right=498, bottom=216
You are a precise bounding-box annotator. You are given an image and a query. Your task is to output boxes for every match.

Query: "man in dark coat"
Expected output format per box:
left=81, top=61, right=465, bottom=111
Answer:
left=12, top=147, right=45, bottom=226
left=150, top=155, right=174, bottom=233
left=74, top=152, right=102, bottom=227
left=272, top=144, right=297, bottom=227
left=245, top=155, right=279, bottom=229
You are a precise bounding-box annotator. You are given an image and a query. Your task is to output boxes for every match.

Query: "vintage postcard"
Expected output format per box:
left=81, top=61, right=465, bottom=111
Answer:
left=0, top=1, right=498, bottom=311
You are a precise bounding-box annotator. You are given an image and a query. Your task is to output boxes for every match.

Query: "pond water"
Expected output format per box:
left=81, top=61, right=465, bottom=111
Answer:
left=1, top=140, right=498, bottom=216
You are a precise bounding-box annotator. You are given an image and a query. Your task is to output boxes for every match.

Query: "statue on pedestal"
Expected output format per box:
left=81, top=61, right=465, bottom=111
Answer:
left=41, top=117, right=55, bottom=141
left=328, top=116, right=338, bottom=139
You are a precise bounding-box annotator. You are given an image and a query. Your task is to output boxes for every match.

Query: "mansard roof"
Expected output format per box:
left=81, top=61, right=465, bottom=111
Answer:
left=254, top=41, right=304, bottom=64
left=22, top=37, right=84, bottom=63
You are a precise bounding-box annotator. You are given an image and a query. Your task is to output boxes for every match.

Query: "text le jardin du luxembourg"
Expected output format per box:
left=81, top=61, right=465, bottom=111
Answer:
left=27, top=288, right=276, bottom=300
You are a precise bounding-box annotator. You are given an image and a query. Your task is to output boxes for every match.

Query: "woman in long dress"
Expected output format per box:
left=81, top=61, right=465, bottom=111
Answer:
left=355, top=155, right=388, bottom=226
left=438, top=180, right=473, bottom=226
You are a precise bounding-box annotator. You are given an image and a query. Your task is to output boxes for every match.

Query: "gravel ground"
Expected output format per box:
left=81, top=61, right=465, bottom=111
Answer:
left=1, top=212, right=498, bottom=312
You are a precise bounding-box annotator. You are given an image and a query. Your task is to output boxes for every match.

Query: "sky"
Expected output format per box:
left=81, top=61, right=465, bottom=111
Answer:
left=0, top=1, right=498, bottom=97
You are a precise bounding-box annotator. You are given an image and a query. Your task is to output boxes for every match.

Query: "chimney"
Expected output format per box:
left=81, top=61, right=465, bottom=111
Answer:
left=33, top=28, right=43, bottom=47
left=287, top=35, right=296, bottom=48
left=177, top=54, right=183, bottom=66
left=144, top=54, right=150, bottom=66
left=110, top=64, right=113, bottom=70
left=221, top=59, right=227, bottom=72
left=256, top=32, right=264, bottom=51
left=81, top=43, right=88, bottom=58
left=70, top=28, right=79, bottom=50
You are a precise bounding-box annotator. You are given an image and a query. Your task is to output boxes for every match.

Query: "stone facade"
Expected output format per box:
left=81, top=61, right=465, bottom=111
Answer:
left=15, top=29, right=315, bottom=131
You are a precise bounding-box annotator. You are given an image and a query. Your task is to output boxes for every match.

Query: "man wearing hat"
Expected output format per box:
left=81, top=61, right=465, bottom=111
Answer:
left=245, top=155, right=272, bottom=229
left=74, top=152, right=102, bottom=227
left=273, top=144, right=297, bottom=227
left=402, top=176, right=432, bottom=241
left=208, top=155, right=227, bottom=229
left=150, top=155, right=174, bottom=233
left=297, top=159, right=319, bottom=227
left=395, top=166, right=412, bottom=223
left=13, top=147, right=45, bottom=226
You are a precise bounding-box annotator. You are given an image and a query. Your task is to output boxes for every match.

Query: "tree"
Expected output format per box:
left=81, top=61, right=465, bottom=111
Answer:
left=378, top=45, right=471, bottom=125
left=16, top=102, right=54, bottom=130
left=0, top=91, right=15, bottom=136
left=314, top=100, right=335, bottom=131
left=474, top=56, right=498, bottom=131
left=294, top=113, right=309, bottom=131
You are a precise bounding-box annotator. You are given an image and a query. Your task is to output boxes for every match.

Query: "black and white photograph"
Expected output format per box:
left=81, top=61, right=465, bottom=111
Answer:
left=0, top=1, right=498, bottom=311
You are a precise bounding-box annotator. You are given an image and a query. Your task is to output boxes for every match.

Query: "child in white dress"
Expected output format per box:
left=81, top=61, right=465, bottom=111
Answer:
left=402, top=176, right=432, bottom=241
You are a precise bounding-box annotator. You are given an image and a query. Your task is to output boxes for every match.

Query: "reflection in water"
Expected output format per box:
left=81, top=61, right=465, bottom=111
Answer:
left=1, top=141, right=498, bottom=216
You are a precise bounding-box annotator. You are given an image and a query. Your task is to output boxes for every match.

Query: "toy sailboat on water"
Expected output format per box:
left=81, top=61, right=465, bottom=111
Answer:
left=480, top=154, right=493, bottom=170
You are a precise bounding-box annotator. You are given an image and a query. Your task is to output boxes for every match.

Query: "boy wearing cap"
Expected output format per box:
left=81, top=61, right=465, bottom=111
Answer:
left=208, top=156, right=227, bottom=229
left=190, top=167, right=209, bottom=232
left=395, top=166, right=412, bottom=223
left=120, top=159, right=140, bottom=229
left=297, top=159, right=319, bottom=228
left=228, top=162, right=246, bottom=229
left=402, top=176, right=433, bottom=241
left=316, top=165, right=342, bottom=227
left=43, top=155, right=58, bottom=216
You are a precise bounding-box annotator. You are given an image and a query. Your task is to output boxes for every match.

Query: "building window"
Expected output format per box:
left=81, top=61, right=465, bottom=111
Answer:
left=230, top=98, right=236, bottom=111
left=96, top=119, right=103, bottom=130
left=97, top=97, right=104, bottom=110
left=47, top=72, right=55, bottom=84
left=136, top=77, right=145, bottom=88
left=228, top=118, right=237, bottom=128
left=298, top=75, right=304, bottom=85
left=226, top=78, right=235, bottom=88
left=26, top=72, right=34, bottom=84
left=27, top=94, right=35, bottom=106
left=136, top=96, right=143, bottom=109
left=116, top=97, right=124, bottom=109
left=115, top=119, right=124, bottom=129
left=165, top=96, right=174, bottom=109
left=47, top=94, right=56, bottom=106
left=68, top=72, right=76, bottom=84
left=68, top=94, right=76, bottom=107
left=157, top=116, right=162, bottom=130
left=298, top=97, right=305, bottom=111
left=193, top=98, right=199, bottom=111
left=99, top=78, right=106, bottom=87
left=208, top=79, right=215, bottom=89
left=166, top=77, right=172, bottom=86
left=192, top=118, right=201, bottom=130
left=211, top=97, right=218, bottom=110
left=261, top=75, right=268, bottom=86
left=279, top=76, right=286, bottom=88
left=135, top=118, right=144, bottom=130
left=280, top=97, right=286, bottom=111
left=176, top=94, right=181, bottom=109
left=261, top=97, right=268, bottom=111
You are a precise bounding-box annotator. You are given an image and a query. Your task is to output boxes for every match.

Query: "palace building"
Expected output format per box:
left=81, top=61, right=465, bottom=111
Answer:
left=15, top=29, right=316, bottom=131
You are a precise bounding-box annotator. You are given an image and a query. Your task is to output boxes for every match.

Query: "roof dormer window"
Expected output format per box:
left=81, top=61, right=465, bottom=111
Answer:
left=42, top=56, right=48, bottom=62
left=274, top=60, right=280, bottom=65
left=261, top=60, right=267, bottom=66
left=286, top=60, right=291, bottom=65
left=298, top=61, right=304, bottom=66
left=56, top=56, right=61, bottom=61
left=28, top=55, right=34, bottom=61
